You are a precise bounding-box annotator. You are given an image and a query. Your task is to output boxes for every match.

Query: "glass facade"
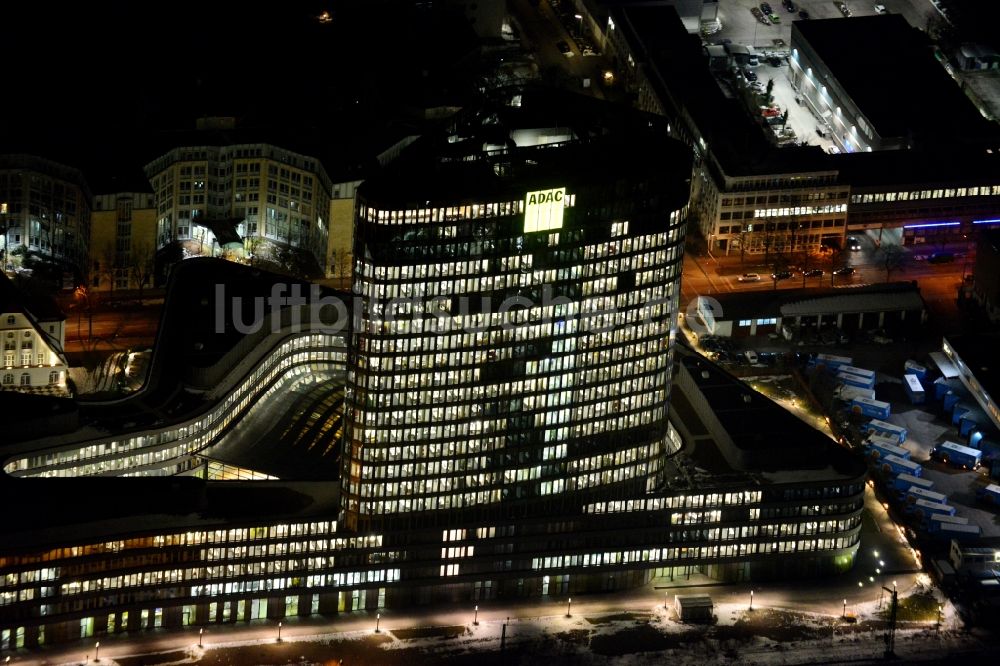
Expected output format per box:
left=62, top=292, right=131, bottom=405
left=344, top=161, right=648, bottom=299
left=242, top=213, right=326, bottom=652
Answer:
left=342, top=144, right=688, bottom=529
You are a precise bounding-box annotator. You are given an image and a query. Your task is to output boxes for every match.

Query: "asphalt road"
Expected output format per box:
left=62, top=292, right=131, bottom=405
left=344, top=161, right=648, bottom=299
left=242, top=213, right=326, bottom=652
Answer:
left=63, top=306, right=161, bottom=354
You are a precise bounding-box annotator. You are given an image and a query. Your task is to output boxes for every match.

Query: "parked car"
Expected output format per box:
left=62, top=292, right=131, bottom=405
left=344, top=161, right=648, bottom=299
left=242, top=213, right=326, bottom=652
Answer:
left=769, top=12, right=781, bottom=23
left=874, top=4, right=887, bottom=14
left=784, top=0, right=796, bottom=11
left=832, top=266, right=855, bottom=276
left=744, top=350, right=760, bottom=364
left=556, top=40, right=573, bottom=57
left=738, top=272, right=762, bottom=282
left=802, top=268, right=824, bottom=277
left=798, top=9, right=810, bottom=19
left=744, top=68, right=758, bottom=82
left=751, top=6, right=770, bottom=24
left=928, top=252, right=955, bottom=264
left=760, top=2, right=773, bottom=14
left=771, top=270, right=793, bottom=280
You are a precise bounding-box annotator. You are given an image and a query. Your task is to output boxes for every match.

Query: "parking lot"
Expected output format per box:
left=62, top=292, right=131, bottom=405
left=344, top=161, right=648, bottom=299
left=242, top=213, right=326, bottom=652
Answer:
left=708, top=0, right=944, bottom=152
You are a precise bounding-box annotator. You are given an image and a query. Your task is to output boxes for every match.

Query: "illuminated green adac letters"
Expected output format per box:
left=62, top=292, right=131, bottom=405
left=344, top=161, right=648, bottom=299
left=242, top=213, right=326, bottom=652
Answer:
left=524, top=187, right=566, bottom=232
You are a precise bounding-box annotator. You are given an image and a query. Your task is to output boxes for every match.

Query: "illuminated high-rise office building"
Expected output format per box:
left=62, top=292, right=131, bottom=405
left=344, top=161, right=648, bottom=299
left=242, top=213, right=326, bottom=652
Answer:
left=342, top=88, right=693, bottom=530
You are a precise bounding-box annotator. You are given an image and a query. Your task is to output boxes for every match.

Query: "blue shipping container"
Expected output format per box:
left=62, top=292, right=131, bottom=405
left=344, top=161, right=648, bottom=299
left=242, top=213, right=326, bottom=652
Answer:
left=932, top=441, right=982, bottom=470
left=903, top=374, right=925, bottom=405
left=838, top=371, right=876, bottom=390
left=904, top=360, right=927, bottom=380
left=880, top=454, right=922, bottom=477
left=862, top=419, right=907, bottom=443
left=851, top=397, right=891, bottom=419
left=892, top=473, right=933, bottom=494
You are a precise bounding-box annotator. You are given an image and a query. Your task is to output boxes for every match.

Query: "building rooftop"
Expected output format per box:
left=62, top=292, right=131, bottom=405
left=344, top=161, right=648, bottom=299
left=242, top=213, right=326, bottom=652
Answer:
left=945, top=335, right=1000, bottom=409
left=617, top=5, right=832, bottom=178
left=673, top=344, right=866, bottom=482
left=0, top=272, right=66, bottom=322
left=793, top=15, right=997, bottom=147
left=699, top=281, right=923, bottom=325
left=0, top=477, right=341, bottom=551
left=359, top=86, right=693, bottom=206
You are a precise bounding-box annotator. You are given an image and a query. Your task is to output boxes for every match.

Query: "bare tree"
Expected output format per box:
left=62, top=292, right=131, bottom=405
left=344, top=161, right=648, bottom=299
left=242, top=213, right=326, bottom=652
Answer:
left=330, top=248, right=353, bottom=288
left=878, top=244, right=906, bottom=283
left=243, top=234, right=264, bottom=267
left=95, top=242, right=118, bottom=295
left=128, top=241, right=156, bottom=304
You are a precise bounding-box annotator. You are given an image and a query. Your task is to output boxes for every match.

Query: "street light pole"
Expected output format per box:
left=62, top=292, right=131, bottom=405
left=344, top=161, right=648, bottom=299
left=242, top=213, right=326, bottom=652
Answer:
left=376, top=613, right=381, bottom=633
left=566, top=597, right=572, bottom=618
left=843, top=598, right=847, bottom=619
left=95, top=641, right=100, bottom=662
left=749, top=589, right=754, bottom=611
left=199, top=627, right=203, bottom=648
left=474, top=605, right=479, bottom=626
left=277, top=621, right=282, bottom=642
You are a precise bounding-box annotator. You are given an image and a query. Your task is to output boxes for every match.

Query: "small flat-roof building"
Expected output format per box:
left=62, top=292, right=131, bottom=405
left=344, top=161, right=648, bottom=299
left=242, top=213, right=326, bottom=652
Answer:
left=790, top=15, right=994, bottom=153
left=941, top=336, right=1000, bottom=433
left=692, top=282, right=926, bottom=339
left=675, top=594, right=714, bottom=623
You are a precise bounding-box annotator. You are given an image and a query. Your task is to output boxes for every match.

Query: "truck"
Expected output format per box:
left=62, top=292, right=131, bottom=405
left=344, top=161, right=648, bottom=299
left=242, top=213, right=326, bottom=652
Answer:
left=926, top=513, right=969, bottom=532
left=903, top=374, right=925, bottom=405
left=851, top=397, right=891, bottom=419
left=879, top=454, right=922, bottom=477
left=975, top=484, right=1000, bottom=507
left=838, top=371, right=876, bottom=390
left=951, top=401, right=975, bottom=426
left=865, top=436, right=910, bottom=461
left=904, top=360, right=927, bottom=380
left=838, top=365, right=876, bottom=382
left=933, top=522, right=982, bottom=543
left=907, top=486, right=948, bottom=505
left=931, top=440, right=982, bottom=470
left=906, top=498, right=956, bottom=519
left=809, top=353, right=852, bottom=371
left=891, top=473, right=933, bottom=495
left=835, top=384, right=876, bottom=402
left=861, top=419, right=907, bottom=443
left=958, top=408, right=987, bottom=439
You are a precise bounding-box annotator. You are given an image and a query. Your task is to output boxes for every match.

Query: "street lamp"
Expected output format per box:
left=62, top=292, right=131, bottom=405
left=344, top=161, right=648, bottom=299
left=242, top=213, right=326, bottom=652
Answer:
left=566, top=597, right=572, bottom=618
left=199, top=627, right=203, bottom=648
left=277, top=621, right=282, bottom=642
left=574, top=14, right=583, bottom=38
left=749, top=590, right=754, bottom=611
left=376, top=613, right=381, bottom=633
left=474, top=605, right=479, bottom=626
left=665, top=590, right=669, bottom=610
left=842, top=598, right=847, bottom=619
left=95, top=641, right=100, bottom=662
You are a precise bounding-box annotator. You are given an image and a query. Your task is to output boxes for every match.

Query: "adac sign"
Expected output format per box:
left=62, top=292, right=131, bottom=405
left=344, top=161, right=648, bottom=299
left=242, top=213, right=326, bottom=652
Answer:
left=524, top=187, right=566, bottom=233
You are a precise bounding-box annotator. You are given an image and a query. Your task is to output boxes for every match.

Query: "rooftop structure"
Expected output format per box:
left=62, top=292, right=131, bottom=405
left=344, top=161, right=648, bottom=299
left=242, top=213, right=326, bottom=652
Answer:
left=791, top=15, right=995, bottom=151
left=942, top=336, right=1000, bottom=433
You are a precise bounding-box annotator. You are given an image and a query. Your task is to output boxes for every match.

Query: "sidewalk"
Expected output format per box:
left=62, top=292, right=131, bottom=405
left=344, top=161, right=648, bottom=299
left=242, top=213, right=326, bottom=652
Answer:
left=11, top=570, right=934, bottom=666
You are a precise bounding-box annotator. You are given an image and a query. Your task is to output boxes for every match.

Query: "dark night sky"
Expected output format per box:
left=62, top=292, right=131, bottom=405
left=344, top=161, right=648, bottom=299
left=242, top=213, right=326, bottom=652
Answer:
left=0, top=1, right=474, bottom=184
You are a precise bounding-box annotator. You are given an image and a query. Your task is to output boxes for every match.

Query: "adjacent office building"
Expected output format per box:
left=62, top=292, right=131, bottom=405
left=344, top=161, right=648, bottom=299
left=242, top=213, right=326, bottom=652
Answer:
left=583, top=7, right=1000, bottom=254
left=0, top=154, right=92, bottom=273
left=143, top=127, right=335, bottom=275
